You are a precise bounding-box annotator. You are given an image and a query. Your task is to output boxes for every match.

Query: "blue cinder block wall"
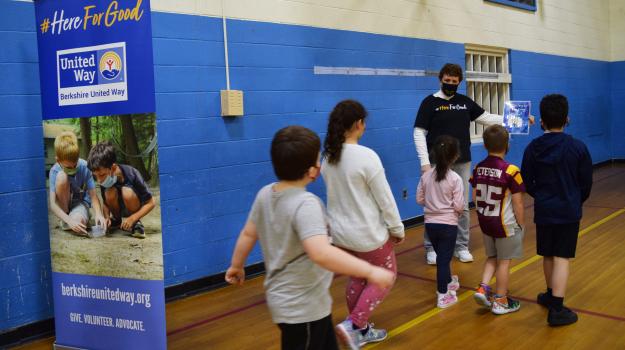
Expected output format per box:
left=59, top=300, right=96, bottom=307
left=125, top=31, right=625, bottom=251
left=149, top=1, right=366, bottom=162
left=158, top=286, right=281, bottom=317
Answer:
left=611, top=61, right=625, bottom=158
left=0, top=0, right=622, bottom=333
left=477, top=51, right=613, bottom=165
left=0, top=1, right=54, bottom=333
left=154, top=13, right=464, bottom=285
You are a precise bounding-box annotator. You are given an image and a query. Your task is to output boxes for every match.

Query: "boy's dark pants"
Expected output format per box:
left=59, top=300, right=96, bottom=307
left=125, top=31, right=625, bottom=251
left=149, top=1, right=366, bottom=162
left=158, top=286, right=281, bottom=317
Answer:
left=426, top=223, right=458, bottom=293
left=278, top=314, right=338, bottom=350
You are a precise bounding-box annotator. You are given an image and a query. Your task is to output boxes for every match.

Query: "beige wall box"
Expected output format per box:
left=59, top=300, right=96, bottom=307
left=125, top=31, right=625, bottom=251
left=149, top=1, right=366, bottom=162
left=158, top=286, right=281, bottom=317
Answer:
left=220, top=90, right=244, bottom=117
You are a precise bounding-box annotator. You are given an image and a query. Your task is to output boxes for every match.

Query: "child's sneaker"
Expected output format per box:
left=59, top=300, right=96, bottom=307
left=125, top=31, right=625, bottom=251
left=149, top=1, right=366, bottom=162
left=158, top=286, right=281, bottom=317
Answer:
left=474, top=283, right=493, bottom=308
left=454, top=249, right=474, bottom=263
left=426, top=250, right=437, bottom=265
left=537, top=291, right=552, bottom=308
left=548, top=306, right=578, bottom=326
left=131, top=221, right=145, bottom=239
left=447, top=275, right=460, bottom=292
left=437, top=291, right=458, bottom=309
left=358, top=323, right=387, bottom=346
left=335, top=318, right=361, bottom=350
left=491, top=295, right=521, bottom=315
left=110, top=217, right=122, bottom=230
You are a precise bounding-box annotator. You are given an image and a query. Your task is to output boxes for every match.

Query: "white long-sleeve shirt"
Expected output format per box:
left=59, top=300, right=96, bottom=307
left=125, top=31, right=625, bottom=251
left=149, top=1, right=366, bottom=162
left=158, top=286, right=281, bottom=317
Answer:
left=413, top=90, right=504, bottom=167
left=321, top=143, right=405, bottom=252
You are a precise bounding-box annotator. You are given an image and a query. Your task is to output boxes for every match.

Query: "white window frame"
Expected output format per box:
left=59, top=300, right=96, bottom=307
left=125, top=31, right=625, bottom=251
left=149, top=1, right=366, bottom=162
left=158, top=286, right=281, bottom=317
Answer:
left=465, top=45, right=511, bottom=142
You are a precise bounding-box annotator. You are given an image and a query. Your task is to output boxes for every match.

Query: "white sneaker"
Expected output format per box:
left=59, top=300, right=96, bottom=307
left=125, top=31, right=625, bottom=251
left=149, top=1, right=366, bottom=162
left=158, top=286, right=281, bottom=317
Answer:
left=437, top=291, right=458, bottom=309
left=447, top=275, right=460, bottom=292
left=426, top=251, right=437, bottom=265
left=454, top=249, right=474, bottom=263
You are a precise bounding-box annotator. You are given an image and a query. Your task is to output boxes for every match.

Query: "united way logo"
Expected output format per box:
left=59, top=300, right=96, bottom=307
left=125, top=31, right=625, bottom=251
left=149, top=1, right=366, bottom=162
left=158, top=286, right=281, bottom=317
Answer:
left=99, top=51, right=122, bottom=80
left=56, top=42, right=127, bottom=106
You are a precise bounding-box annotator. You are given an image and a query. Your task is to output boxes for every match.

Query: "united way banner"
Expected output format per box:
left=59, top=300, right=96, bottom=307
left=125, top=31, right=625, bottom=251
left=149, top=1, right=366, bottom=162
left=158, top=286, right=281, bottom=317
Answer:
left=36, top=0, right=154, bottom=119
left=34, top=1, right=165, bottom=349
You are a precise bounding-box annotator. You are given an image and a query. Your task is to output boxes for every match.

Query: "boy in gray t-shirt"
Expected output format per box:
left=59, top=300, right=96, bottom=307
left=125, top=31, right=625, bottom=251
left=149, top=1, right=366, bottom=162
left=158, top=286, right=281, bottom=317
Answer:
left=226, top=126, right=394, bottom=350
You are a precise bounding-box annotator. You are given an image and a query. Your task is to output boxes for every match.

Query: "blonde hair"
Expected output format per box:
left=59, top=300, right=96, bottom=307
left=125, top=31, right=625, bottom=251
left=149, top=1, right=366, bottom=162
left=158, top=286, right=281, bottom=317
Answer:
left=54, top=131, right=80, bottom=162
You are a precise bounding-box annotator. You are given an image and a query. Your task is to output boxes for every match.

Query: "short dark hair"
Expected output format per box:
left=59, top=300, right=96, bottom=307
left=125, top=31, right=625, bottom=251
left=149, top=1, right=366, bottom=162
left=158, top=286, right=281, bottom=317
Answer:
left=271, top=126, right=320, bottom=181
left=540, top=94, right=569, bottom=129
left=439, top=63, right=463, bottom=82
left=87, top=141, right=117, bottom=170
left=483, top=125, right=509, bottom=153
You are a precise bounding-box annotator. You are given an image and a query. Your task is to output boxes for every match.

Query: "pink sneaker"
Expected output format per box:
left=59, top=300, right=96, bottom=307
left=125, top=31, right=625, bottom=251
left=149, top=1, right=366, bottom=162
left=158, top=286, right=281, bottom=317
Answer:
left=437, top=291, right=458, bottom=309
left=447, top=275, right=460, bottom=292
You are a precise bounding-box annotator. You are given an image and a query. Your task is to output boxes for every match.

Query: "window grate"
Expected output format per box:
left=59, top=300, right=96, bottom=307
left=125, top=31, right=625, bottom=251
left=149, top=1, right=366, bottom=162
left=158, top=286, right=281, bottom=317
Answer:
left=465, top=46, right=511, bottom=142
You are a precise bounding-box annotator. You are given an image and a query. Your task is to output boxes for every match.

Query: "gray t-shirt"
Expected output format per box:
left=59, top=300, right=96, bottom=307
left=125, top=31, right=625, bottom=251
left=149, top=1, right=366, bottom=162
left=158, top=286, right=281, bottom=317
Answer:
left=248, top=184, right=333, bottom=324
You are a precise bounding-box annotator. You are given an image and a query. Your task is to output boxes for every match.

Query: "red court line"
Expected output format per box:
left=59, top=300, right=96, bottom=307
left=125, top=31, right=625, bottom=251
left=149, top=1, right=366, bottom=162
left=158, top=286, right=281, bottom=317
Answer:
left=396, top=243, right=424, bottom=256
left=167, top=299, right=266, bottom=336
left=397, top=272, right=625, bottom=323
left=167, top=167, right=625, bottom=337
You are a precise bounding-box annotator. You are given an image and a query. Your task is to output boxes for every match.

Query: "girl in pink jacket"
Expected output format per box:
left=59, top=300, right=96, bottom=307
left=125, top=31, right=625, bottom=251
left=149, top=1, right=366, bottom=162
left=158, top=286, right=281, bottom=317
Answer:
left=417, top=135, right=465, bottom=308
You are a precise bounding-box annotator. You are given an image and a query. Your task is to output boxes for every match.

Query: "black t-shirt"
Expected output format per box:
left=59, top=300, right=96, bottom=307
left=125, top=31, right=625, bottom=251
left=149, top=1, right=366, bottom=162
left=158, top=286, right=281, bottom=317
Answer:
left=414, top=93, right=485, bottom=163
left=100, top=164, right=153, bottom=206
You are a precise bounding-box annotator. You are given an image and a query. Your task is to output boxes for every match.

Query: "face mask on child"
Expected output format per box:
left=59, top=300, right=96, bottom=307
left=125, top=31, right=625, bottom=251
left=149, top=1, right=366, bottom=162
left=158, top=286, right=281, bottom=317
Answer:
left=100, top=175, right=117, bottom=188
left=63, top=166, right=78, bottom=176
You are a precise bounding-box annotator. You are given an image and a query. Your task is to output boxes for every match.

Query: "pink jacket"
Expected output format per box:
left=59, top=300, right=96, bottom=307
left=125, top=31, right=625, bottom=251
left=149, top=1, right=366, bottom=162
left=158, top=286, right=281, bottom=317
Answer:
left=416, top=168, right=465, bottom=225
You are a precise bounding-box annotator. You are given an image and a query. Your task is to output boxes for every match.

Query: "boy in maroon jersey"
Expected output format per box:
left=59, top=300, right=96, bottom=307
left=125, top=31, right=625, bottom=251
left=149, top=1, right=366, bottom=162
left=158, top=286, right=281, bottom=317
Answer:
left=469, top=125, right=526, bottom=315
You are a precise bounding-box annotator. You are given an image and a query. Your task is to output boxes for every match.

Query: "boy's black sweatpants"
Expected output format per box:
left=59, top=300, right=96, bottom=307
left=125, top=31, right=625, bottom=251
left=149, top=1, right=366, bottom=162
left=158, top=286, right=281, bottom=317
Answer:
left=278, top=314, right=338, bottom=350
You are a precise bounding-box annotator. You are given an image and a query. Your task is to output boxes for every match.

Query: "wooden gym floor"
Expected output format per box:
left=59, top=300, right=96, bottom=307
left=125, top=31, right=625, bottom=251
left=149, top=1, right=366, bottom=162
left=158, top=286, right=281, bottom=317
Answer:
left=14, top=164, right=625, bottom=349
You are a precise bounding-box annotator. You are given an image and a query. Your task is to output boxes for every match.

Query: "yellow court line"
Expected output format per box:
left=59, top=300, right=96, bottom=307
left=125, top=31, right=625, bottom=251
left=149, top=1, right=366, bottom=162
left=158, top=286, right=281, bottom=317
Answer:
left=368, top=208, right=625, bottom=349
left=509, top=208, right=625, bottom=275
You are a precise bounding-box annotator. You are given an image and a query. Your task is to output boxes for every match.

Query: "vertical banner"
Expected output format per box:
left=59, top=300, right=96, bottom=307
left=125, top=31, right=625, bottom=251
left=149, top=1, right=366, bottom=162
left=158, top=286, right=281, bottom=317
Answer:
left=34, top=1, right=166, bottom=349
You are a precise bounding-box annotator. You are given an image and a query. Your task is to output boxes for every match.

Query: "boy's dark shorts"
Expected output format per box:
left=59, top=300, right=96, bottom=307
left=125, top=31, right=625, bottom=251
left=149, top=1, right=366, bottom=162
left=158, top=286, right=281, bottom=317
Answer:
left=536, top=222, right=580, bottom=258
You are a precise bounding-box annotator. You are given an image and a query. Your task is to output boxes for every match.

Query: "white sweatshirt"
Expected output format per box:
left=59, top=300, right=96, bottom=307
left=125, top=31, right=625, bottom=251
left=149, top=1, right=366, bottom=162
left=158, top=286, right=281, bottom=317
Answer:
left=321, top=143, right=405, bottom=252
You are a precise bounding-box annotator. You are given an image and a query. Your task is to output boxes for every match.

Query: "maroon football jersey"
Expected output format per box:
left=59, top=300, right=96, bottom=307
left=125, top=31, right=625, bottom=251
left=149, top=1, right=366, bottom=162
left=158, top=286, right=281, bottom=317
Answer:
left=469, top=156, right=525, bottom=238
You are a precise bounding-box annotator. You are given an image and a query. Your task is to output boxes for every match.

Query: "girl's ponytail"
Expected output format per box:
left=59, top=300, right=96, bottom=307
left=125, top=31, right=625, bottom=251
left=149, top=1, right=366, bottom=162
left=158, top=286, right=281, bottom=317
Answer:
left=432, top=135, right=460, bottom=182
left=323, top=100, right=367, bottom=164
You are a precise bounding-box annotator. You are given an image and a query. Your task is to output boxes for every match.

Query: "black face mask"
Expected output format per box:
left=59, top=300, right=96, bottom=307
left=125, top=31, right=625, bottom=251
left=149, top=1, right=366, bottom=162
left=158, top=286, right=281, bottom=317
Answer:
left=442, top=82, right=458, bottom=96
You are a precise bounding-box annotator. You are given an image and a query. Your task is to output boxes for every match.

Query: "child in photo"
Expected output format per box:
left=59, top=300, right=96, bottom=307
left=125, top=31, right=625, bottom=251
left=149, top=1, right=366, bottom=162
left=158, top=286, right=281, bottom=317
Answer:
left=49, top=131, right=106, bottom=236
left=87, top=141, right=155, bottom=239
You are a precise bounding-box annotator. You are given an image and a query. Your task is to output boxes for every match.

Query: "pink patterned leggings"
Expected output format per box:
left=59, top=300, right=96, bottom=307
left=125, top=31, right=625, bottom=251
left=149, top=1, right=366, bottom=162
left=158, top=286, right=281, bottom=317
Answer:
left=345, top=240, right=397, bottom=329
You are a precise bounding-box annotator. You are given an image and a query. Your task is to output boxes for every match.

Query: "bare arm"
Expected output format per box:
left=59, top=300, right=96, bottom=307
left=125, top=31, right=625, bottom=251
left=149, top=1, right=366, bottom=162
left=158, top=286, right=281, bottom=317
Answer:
left=225, top=221, right=258, bottom=285
left=49, top=190, right=87, bottom=234
left=88, top=188, right=107, bottom=230
left=131, top=197, right=155, bottom=221
left=511, top=192, right=525, bottom=227
left=302, top=235, right=394, bottom=290
left=121, top=197, right=156, bottom=230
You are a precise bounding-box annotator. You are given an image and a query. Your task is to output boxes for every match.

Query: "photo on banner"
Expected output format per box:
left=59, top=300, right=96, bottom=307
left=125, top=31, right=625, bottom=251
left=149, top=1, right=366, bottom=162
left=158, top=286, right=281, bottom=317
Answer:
left=34, top=0, right=166, bottom=349
left=44, top=114, right=162, bottom=280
